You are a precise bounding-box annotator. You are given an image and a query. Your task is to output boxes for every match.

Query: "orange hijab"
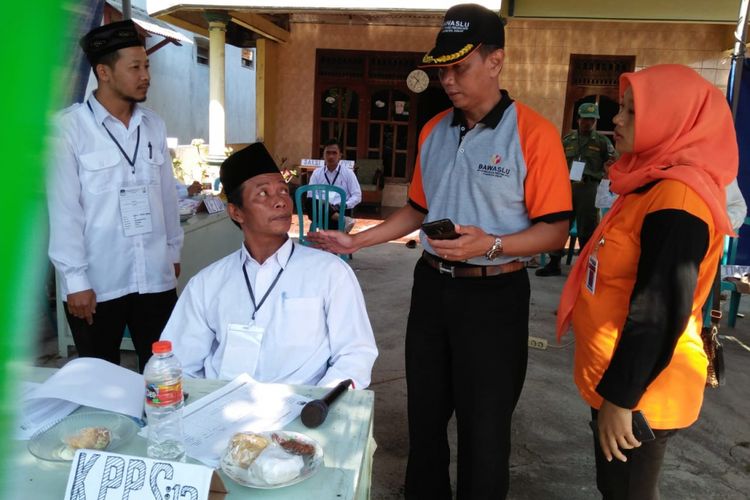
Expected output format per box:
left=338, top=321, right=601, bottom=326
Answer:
left=556, top=64, right=738, bottom=340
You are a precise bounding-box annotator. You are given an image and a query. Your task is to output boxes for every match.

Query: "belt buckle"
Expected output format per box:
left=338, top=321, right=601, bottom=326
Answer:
left=438, top=261, right=455, bottom=277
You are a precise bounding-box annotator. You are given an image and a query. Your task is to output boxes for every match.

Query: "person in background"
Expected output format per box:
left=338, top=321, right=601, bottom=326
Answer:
left=160, top=143, right=377, bottom=389
left=726, top=178, right=747, bottom=231
left=537, top=102, right=617, bottom=277
left=308, top=5, right=571, bottom=498
left=175, top=179, right=202, bottom=199
left=556, top=64, right=738, bottom=500
left=306, top=138, right=361, bottom=232
left=48, top=20, right=183, bottom=373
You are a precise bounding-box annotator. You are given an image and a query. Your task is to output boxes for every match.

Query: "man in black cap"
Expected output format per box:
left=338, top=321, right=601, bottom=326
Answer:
left=48, top=20, right=183, bottom=372
left=160, top=143, right=377, bottom=389
left=308, top=4, right=571, bottom=498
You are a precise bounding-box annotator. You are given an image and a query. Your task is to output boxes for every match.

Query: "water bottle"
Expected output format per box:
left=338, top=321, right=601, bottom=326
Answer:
left=144, top=340, right=186, bottom=461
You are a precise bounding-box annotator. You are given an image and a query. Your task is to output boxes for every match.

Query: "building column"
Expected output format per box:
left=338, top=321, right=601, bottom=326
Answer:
left=205, top=12, right=230, bottom=163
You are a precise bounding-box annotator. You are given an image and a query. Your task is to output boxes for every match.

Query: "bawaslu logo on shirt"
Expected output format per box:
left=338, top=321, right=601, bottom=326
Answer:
left=477, top=153, right=510, bottom=178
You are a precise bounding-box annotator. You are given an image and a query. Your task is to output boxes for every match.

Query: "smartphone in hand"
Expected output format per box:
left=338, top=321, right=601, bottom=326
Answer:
left=589, top=410, right=656, bottom=442
left=421, top=218, right=460, bottom=240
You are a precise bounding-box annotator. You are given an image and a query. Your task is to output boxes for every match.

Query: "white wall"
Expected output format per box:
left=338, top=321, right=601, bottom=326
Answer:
left=145, top=35, right=256, bottom=145
left=88, top=0, right=256, bottom=146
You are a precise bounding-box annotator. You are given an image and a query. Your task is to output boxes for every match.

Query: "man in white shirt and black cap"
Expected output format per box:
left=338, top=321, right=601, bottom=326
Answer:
left=160, top=143, right=377, bottom=389
left=48, top=20, right=183, bottom=372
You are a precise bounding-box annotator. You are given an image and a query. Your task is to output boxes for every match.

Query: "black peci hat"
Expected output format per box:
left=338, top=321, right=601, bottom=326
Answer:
left=220, top=142, right=281, bottom=197
left=80, top=20, right=144, bottom=67
left=420, top=3, right=504, bottom=68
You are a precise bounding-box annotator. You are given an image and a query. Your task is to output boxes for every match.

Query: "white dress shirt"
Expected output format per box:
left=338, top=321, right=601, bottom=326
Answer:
left=160, top=239, right=378, bottom=389
left=726, top=178, right=747, bottom=231
left=48, top=94, right=183, bottom=301
left=307, top=164, right=362, bottom=208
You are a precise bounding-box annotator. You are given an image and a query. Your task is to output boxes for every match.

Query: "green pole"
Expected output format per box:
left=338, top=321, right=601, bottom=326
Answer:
left=0, top=0, right=72, bottom=495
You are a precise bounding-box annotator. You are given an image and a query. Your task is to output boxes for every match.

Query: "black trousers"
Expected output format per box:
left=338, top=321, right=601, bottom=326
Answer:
left=64, top=290, right=178, bottom=373
left=549, top=179, right=600, bottom=261
left=404, top=259, right=530, bottom=499
left=591, top=408, right=677, bottom=500
left=303, top=196, right=351, bottom=230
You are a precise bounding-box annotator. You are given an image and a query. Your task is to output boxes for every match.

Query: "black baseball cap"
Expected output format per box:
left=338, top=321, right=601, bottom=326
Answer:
left=420, top=4, right=504, bottom=68
left=80, top=20, right=144, bottom=67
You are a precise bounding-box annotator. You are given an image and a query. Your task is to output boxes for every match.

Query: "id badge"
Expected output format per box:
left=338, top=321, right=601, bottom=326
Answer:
left=119, top=185, right=153, bottom=236
left=585, top=255, right=598, bottom=294
left=570, top=160, right=585, bottom=182
left=219, top=323, right=265, bottom=380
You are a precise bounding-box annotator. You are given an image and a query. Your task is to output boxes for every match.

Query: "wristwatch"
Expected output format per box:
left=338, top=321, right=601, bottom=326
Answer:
left=485, top=236, right=504, bottom=260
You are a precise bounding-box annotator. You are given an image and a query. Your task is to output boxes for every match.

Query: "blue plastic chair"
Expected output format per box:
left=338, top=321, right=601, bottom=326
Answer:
left=702, top=217, right=748, bottom=328
left=294, top=184, right=349, bottom=260
left=720, top=225, right=745, bottom=327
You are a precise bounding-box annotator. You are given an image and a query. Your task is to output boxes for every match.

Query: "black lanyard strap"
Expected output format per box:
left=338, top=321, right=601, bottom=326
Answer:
left=87, top=100, right=140, bottom=174
left=324, top=166, right=340, bottom=186
left=241, top=243, right=295, bottom=320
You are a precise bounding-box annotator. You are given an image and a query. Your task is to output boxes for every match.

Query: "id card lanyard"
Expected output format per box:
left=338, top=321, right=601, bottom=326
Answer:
left=324, top=166, right=340, bottom=186
left=87, top=100, right=140, bottom=174
left=242, top=242, right=296, bottom=321
left=586, top=235, right=606, bottom=295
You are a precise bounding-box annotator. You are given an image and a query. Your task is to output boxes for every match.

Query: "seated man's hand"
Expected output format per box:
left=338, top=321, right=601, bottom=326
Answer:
left=187, top=181, right=202, bottom=196
left=306, top=229, right=358, bottom=255
left=67, top=289, right=97, bottom=325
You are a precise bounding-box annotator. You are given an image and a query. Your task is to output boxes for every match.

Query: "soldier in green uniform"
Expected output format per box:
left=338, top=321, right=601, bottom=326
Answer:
left=537, top=102, right=617, bottom=276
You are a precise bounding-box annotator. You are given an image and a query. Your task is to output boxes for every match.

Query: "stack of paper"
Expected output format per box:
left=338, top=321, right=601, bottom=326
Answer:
left=16, top=358, right=145, bottom=440
left=175, top=374, right=311, bottom=467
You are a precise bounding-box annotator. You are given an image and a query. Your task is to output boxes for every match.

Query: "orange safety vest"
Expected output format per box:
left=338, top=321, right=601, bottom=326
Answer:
left=572, top=179, right=723, bottom=429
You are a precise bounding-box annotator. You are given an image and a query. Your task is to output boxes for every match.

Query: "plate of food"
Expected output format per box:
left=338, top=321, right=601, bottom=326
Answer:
left=28, top=411, right=138, bottom=462
left=220, top=431, right=323, bottom=489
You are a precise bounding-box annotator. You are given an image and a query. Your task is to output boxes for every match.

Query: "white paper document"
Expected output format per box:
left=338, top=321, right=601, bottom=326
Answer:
left=569, top=160, right=586, bottom=181
left=202, top=195, right=225, bottom=214
left=178, top=373, right=311, bottom=467
left=16, top=358, right=145, bottom=440
left=15, top=382, right=79, bottom=440
left=119, top=185, right=153, bottom=236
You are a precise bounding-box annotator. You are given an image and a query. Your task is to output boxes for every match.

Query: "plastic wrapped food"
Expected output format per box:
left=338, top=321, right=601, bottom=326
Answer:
left=64, top=426, right=111, bottom=450
left=247, top=445, right=304, bottom=485
left=227, top=433, right=269, bottom=468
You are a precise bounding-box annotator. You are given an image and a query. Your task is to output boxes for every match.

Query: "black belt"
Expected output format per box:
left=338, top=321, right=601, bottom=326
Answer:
left=574, top=174, right=601, bottom=183
left=421, top=252, right=526, bottom=278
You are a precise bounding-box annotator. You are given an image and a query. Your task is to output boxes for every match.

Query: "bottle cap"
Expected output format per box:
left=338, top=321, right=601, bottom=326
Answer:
left=152, top=340, right=173, bottom=354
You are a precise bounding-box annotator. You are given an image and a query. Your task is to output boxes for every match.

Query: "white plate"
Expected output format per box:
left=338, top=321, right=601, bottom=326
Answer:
left=28, top=411, right=138, bottom=462
left=220, top=431, right=323, bottom=489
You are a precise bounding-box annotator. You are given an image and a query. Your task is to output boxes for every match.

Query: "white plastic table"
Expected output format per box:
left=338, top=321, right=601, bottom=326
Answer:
left=11, top=368, right=375, bottom=499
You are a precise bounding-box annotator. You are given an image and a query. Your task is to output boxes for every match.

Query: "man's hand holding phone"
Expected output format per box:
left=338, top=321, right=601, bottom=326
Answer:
left=422, top=219, right=496, bottom=262
left=592, top=400, right=655, bottom=462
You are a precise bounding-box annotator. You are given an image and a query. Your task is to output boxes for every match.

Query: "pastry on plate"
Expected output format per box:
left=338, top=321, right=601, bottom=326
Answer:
left=64, top=426, right=111, bottom=450
left=227, top=432, right=269, bottom=468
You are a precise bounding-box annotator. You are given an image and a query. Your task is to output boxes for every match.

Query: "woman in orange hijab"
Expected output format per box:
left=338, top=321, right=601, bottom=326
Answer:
left=556, top=64, right=738, bottom=499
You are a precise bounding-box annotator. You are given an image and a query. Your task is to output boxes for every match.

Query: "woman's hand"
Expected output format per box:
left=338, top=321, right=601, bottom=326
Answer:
left=597, top=400, right=642, bottom=462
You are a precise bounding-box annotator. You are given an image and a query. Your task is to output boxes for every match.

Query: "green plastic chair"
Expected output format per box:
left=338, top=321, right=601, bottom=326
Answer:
left=295, top=184, right=349, bottom=260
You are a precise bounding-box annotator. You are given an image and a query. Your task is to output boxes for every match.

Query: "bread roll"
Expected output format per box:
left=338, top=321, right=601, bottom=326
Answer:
left=64, top=427, right=111, bottom=450
left=227, top=433, right=269, bottom=468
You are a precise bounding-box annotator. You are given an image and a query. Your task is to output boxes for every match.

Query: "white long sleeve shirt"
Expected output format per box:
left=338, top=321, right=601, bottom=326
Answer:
left=48, top=95, right=183, bottom=301
left=307, top=164, right=362, bottom=208
left=160, top=239, right=378, bottom=389
left=726, top=178, right=747, bottom=231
